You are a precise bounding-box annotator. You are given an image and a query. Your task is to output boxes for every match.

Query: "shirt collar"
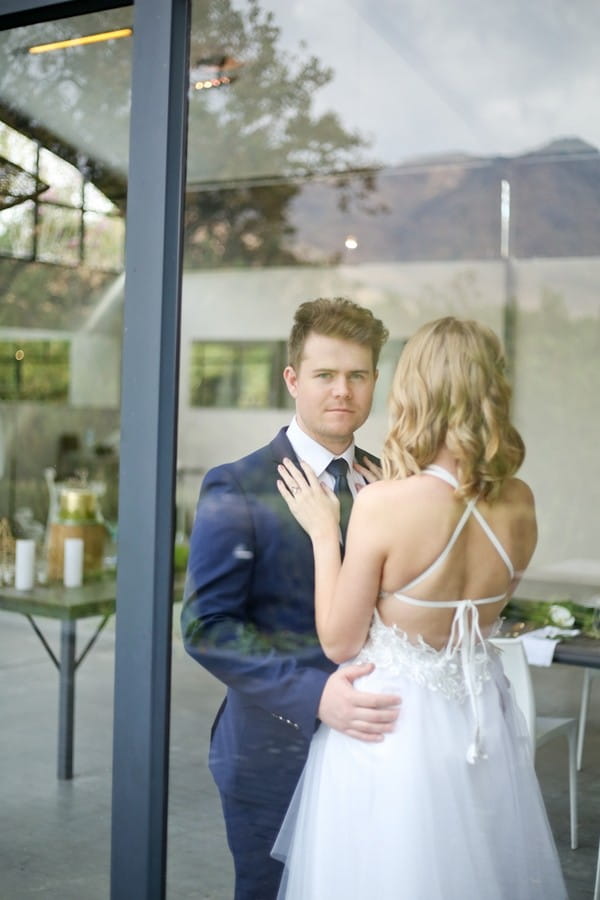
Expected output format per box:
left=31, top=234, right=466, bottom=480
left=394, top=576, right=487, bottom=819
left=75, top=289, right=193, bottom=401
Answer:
left=286, top=417, right=356, bottom=479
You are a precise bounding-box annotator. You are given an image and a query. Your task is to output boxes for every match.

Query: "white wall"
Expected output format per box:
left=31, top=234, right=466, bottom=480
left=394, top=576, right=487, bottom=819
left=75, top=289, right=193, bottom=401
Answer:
left=178, top=260, right=506, bottom=463
left=7, top=257, right=596, bottom=568
left=70, top=333, right=121, bottom=408
left=511, top=258, right=600, bottom=565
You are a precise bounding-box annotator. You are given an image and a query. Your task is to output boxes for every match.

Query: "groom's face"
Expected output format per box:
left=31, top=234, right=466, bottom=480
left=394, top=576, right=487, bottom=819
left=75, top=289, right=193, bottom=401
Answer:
left=283, top=332, right=377, bottom=454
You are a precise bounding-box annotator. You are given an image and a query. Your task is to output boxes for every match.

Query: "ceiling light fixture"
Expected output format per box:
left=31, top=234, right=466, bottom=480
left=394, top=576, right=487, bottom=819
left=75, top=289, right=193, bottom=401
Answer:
left=193, top=75, right=235, bottom=91
left=27, top=28, right=132, bottom=55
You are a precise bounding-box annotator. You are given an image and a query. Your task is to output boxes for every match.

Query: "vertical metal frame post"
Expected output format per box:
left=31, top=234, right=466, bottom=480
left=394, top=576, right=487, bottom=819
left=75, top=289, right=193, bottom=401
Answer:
left=110, top=1, right=189, bottom=898
left=0, top=1, right=190, bottom=895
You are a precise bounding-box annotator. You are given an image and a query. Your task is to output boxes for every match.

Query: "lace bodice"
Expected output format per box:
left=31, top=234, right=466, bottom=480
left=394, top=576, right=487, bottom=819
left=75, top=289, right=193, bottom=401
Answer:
left=355, top=609, right=501, bottom=705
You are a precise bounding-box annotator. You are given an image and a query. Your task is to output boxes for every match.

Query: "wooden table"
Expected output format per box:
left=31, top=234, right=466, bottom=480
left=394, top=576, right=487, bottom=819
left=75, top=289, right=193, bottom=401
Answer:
left=0, top=580, right=117, bottom=779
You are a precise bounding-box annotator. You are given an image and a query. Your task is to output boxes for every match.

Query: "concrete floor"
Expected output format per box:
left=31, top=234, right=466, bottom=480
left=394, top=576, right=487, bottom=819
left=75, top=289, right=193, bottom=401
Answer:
left=1, top=607, right=599, bottom=899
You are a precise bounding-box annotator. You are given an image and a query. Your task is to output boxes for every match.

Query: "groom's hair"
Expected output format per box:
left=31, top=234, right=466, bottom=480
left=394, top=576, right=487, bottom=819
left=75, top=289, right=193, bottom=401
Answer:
left=287, top=297, right=389, bottom=371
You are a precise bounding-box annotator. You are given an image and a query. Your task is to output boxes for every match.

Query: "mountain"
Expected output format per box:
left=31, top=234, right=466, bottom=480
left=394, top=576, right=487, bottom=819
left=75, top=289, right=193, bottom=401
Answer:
left=284, top=138, right=600, bottom=263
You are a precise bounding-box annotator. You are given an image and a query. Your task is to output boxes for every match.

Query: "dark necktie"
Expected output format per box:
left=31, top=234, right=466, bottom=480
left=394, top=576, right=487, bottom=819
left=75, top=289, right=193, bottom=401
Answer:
left=326, top=458, right=353, bottom=548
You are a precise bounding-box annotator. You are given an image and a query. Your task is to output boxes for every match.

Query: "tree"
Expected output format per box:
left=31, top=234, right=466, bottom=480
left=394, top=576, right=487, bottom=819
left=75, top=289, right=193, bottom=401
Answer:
left=184, top=0, right=377, bottom=267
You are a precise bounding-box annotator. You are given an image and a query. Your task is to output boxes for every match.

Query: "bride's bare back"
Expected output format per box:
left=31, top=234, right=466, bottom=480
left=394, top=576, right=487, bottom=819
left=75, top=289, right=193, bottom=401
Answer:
left=337, top=458, right=537, bottom=656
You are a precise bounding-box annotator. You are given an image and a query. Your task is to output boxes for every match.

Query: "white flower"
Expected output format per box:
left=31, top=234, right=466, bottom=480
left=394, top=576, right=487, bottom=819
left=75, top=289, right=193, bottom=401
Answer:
left=548, top=604, right=575, bottom=628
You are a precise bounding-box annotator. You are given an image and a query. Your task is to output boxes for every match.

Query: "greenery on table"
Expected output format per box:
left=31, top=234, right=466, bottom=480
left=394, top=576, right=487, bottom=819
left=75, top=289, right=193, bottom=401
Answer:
left=505, top=598, right=600, bottom=638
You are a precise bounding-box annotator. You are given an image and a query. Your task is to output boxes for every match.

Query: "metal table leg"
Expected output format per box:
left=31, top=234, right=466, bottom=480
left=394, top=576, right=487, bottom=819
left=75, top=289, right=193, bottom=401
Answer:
left=25, top=613, right=111, bottom=780
left=58, top=620, right=76, bottom=779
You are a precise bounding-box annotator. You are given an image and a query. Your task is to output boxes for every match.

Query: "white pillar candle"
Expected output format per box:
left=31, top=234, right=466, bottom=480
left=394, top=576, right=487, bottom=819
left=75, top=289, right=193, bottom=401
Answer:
left=15, top=539, right=36, bottom=591
left=63, top=537, right=84, bottom=588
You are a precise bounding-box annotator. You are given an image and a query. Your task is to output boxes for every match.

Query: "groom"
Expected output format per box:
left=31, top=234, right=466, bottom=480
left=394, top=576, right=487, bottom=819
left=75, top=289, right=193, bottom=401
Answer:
left=181, top=297, right=400, bottom=900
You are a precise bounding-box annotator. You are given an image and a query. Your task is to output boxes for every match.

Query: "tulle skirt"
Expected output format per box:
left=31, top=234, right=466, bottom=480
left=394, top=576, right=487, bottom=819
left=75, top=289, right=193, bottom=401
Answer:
left=272, top=652, right=568, bottom=900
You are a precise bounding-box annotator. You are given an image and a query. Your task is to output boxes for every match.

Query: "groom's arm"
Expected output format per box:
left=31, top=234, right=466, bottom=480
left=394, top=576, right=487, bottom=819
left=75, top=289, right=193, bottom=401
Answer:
left=181, top=464, right=331, bottom=742
left=182, top=462, right=400, bottom=742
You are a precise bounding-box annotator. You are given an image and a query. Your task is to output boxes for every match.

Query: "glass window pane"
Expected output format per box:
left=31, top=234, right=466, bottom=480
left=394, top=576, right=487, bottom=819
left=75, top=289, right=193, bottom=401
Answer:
left=0, top=9, right=131, bottom=897
left=84, top=181, right=118, bottom=213
left=37, top=203, right=82, bottom=265
left=190, top=341, right=235, bottom=405
left=176, top=3, right=600, bottom=898
left=0, top=200, right=34, bottom=259
left=39, top=147, right=83, bottom=207
left=0, top=340, right=69, bottom=402
left=84, top=210, right=125, bottom=271
left=0, top=121, right=37, bottom=171
left=189, top=340, right=288, bottom=407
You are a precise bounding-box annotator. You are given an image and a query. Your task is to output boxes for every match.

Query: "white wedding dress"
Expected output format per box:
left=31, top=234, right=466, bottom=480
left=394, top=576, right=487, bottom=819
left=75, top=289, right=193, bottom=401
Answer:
left=273, top=465, right=568, bottom=899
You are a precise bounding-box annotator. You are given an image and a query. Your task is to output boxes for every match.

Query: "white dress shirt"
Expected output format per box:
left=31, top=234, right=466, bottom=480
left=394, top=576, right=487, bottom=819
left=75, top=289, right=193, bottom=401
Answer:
left=285, top=417, right=366, bottom=497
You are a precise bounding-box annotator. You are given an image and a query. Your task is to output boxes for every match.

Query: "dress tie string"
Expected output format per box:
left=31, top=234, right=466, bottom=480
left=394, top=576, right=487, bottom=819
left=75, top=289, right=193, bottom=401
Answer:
left=444, top=600, right=489, bottom=764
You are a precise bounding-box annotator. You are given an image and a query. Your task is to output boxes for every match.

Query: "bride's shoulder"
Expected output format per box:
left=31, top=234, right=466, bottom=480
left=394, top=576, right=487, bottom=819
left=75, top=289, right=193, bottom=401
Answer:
left=498, top=476, right=536, bottom=510
left=354, top=473, right=434, bottom=510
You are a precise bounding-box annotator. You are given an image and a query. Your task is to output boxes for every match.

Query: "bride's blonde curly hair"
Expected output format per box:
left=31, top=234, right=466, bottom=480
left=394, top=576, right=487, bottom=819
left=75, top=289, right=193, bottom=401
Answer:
left=381, top=317, right=524, bottom=500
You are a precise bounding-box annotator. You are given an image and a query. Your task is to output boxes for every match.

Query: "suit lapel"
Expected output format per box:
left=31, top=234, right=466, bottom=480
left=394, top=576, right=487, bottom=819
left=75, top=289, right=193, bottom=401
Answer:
left=269, top=426, right=299, bottom=466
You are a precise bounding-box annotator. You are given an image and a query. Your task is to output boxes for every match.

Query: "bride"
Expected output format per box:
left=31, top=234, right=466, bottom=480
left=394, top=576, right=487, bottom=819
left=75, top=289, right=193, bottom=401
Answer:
left=273, top=316, right=567, bottom=899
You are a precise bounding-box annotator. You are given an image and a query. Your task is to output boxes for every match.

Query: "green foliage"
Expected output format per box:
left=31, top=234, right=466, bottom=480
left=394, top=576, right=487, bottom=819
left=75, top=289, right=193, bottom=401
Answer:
left=505, top=597, right=599, bottom=638
left=189, top=0, right=366, bottom=180
left=184, top=0, right=375, bottom=267
left=0, top=340, right=69, bottom=402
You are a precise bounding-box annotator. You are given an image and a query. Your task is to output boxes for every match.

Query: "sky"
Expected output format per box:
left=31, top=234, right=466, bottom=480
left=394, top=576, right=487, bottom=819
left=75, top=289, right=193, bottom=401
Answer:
left=265, top=0, right=600, bottom=167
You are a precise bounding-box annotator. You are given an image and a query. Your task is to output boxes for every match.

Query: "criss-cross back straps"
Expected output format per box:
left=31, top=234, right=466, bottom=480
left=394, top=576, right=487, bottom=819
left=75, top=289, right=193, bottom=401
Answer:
left=399, top=465, right=514, bottom=594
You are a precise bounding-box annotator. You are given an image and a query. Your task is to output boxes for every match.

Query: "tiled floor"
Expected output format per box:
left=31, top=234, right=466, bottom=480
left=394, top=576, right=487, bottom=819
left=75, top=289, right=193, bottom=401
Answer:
left=1, top=608, right=598, bottom=899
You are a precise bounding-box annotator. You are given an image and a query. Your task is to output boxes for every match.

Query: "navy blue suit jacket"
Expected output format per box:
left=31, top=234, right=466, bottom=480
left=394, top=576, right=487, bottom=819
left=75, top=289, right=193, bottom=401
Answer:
left=181, top=427, right=376, bottom=808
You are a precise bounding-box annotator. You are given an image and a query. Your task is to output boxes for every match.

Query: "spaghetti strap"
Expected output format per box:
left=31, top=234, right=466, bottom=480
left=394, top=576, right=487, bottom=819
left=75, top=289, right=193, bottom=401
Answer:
left=471, top=507, right=515, bottom=579
left=424, top=463, right=459, bottom=489
left=392, top=464, right=515, bottom=594
left=401, top=499, right=477, bottom=592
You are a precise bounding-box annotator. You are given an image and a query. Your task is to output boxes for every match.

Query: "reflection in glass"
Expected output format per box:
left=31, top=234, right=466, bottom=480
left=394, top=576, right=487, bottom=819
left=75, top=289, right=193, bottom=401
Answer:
left=190, top=340, right=289, bottom=408
left=37, top=204, right=82, bottom=265
left=0, top=8, right=131, bottom=896
left=1, top=127, right=124, bottom=271
left=180, top=4, right=600, bottom=604
left=0, top=199, right=35, bottom=258
left=38, top=147, right=83, bottom=207
left=180, top=0, right=600, bottom=572
left=83, top=209, right=125, bottom=271
left=0, top=340, right=69, bottom=402
left=179, top=8, right=600, bottom=893
left=0, top=0, right=594, bottom=895
left=0, top=9, right=130, bottom=534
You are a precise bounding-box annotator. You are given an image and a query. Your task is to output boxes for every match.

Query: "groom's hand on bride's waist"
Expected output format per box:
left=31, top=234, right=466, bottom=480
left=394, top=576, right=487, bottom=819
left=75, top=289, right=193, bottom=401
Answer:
left=317, top=663, right=401, bottom=742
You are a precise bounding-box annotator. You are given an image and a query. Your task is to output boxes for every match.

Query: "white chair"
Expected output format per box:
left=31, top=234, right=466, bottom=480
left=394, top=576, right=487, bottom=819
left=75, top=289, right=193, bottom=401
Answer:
left=576, top=667, right=599, bottom=770
left=490, top=638, right=578, bottom=850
